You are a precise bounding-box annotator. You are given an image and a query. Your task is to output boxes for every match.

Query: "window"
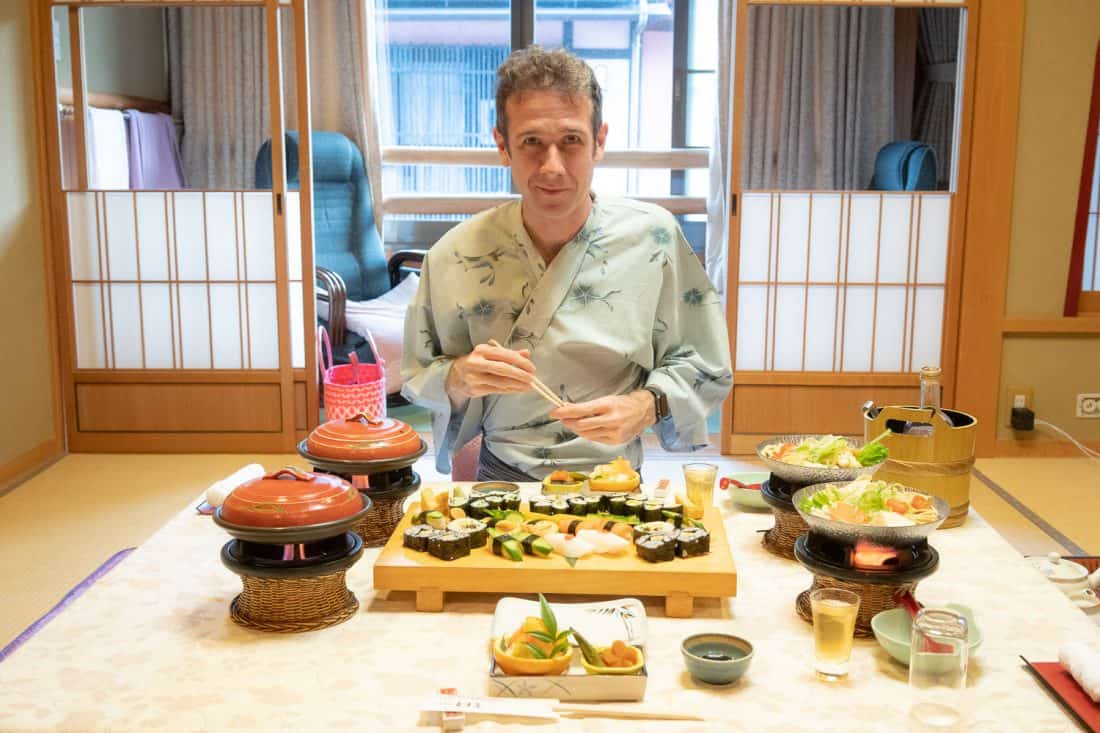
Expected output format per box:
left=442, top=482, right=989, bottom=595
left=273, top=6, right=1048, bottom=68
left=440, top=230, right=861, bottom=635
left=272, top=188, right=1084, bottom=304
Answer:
left=374, top=0, right=716, bottom=254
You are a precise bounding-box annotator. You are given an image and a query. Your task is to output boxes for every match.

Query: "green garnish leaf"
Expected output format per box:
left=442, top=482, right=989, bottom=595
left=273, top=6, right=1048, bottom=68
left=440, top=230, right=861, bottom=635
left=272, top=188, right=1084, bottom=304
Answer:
left=552, top=640, right=571, bottom=657
left=571, top=629, right=602, bottom=666
left=687, top=517, right=706, bottom=529
left=527, top=630, right=555, bottom=644
left=555, top=628, right=573, bottom=643
left=538, top=593, right=557, bottom=639
left=499, top=635, right=508, bottom=652
left=565, top=557, right=578, bottom=568
left=523, top=642, right=548, bottom=660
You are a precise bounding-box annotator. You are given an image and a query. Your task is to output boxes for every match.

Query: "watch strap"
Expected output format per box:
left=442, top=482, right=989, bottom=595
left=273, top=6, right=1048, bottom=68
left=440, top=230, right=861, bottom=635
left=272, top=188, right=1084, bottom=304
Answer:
left=644, top=385, right=670, bottom=422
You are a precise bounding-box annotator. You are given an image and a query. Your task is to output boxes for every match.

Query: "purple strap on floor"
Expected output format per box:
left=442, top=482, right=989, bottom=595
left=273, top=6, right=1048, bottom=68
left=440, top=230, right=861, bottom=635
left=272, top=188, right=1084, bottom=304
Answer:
left=0, top=547, right=136, bottom=663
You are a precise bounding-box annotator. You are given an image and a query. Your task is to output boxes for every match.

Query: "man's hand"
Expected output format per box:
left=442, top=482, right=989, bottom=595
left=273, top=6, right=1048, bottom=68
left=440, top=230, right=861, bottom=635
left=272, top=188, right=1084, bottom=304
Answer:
left=549, top=391, right=656, bottom=445
left=446, top=343, right=536, bottom=404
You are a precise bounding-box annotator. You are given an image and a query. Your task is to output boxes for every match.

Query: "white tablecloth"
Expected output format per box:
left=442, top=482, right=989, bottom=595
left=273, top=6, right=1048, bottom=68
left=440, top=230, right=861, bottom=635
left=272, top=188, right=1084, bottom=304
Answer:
left=0, top=486, right=1096, bottom=732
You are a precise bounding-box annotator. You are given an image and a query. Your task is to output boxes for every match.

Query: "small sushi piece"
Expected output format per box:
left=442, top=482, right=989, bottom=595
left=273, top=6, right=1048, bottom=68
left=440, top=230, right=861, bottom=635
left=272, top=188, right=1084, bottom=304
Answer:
left=448, top=518, right=488, bottom=548
left=623, top=498, right=645, bottom=518
left=491, top=533, right=524, bottom=562
left=467, top=498, right=490, bottom=519
left=421, top=510, right=448, bottom=530
left=530, top=497, right=553, bottom=515
left=519, top=533, right=554, bottom=557
left=448, top=495, right=470, bottom=517
left=502, top=493, right=521, bottom=511
left=428, top=530, right=470, bottom=561
left=403, top=524, right=435, bottom=552
left=484, top=495, right=504, bottom=512
left=576, top=529, right=630, bottom=555
left=523, top=520, right=558, bottom=537
left=675, top=527, right=711, bottom=557
left=640, top=501, right=667, bottom=523
left=608, top=495, right=628, bottom=515
left=661, top=510, right=684, bottom=529
left=584, top=496, right=602, bottom=514
left=635, top=533, right=676, bottom=563
left=664, top=502, right=684, bottom=517
left=568, top=497, right=588, bottom=516
left=633, top=520, right=678, bottom=541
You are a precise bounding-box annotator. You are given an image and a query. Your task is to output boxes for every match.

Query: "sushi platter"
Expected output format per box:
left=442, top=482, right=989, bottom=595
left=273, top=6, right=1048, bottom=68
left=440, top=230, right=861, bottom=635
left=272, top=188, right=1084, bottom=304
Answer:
left=373, top=482, right=738, bottom=617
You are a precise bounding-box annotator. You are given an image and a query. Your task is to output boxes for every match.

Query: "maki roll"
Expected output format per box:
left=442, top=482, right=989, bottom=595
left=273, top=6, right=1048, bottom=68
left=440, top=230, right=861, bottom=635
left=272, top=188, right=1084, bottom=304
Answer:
left=568, top=497, right=588, bottom=516
left=403, top=524, right=435, bottom=552
left=633, top=520, right=678, bottom=541
left=675, top=527, right=711, bottom=557
left=428, top=531, right=470, bottom=561
left=530, top=497, right=553, bottom=515
left=623, top=498, right=645, bottom=518
left=485, top=495, right=505, bottom=512
left=635, top=533, right=676, bottom=563
left=502, top=492, right=521, bottom=511
left=661, top=509, right=684, bottom=529
left=608, top=494, right=628, bottom=515
left=448, top=518, right=488, bottom=548
left=664, top=502, right=684, bottom=517
left=584, top=496, right=602, bottom=514
left=519, top=534, right=554, bottom=557
left=467, top=498, right=490, bottom=519
left=640, top=501, right=666, bottom=523
left=550, top=498, right=570, bottom=515
left=448, top=495, right=470, bottom=517
left=491, top=533, right=524, bottom=562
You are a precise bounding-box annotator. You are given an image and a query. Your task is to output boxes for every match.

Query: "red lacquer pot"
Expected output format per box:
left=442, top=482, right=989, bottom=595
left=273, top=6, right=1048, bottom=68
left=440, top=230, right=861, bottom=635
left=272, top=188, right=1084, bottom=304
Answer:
left=218, top=467, right=363, bottom=528
left=305, top=412, right=423, bottom=462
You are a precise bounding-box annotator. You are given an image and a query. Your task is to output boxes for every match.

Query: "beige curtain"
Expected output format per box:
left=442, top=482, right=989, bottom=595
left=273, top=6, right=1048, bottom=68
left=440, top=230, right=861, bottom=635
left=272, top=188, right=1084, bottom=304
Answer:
left=706, top=1, right=736, bottom=297
left=742, top=5, right=896, bottom=190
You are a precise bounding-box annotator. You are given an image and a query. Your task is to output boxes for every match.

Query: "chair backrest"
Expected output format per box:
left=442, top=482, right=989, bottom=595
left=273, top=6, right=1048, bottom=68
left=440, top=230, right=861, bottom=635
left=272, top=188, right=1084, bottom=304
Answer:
left=255, top=132, right=389, bottom=301
left=869, top=141, right=938, bottom=191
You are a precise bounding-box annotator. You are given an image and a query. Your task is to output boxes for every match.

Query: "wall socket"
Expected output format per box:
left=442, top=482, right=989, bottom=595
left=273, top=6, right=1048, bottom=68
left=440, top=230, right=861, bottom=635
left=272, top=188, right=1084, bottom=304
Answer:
left=1077, top=393, right=1100, bottom=418
left=1006, top=385, right=1033, bottom=427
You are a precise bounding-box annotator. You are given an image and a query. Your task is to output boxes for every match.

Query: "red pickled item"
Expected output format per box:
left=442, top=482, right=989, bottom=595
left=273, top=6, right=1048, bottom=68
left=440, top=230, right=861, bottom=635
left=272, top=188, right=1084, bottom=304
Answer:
left=306, top=412, right=421, bottom=461
left=219, top=467, right=360, bottom=527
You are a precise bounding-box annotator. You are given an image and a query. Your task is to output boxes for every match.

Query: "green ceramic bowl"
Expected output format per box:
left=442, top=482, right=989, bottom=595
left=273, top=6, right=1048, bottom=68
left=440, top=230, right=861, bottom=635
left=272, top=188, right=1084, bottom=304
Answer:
left=681, top=633, right=754, bottom=685
left=870, top=603, right=982, bottom=667
left=724, top=471, right=770, bottom=510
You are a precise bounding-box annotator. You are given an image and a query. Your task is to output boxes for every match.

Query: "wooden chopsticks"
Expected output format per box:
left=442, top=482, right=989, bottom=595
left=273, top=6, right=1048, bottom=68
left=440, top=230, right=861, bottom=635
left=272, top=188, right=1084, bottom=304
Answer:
left=553, top=704, right=705, bottom=722
left=487, top=339, right=566, bottom=408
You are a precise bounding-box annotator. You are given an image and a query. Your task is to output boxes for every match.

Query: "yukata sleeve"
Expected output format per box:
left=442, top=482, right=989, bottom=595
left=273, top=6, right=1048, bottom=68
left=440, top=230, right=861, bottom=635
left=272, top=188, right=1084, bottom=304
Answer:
left=400, top=256, right=483, bottom=473
left=645, top=223, right=733, bottom=452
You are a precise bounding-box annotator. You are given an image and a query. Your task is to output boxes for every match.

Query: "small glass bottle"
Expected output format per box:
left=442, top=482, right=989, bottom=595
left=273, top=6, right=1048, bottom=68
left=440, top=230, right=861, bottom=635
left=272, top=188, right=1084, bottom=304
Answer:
left=909, top=366, right=954, bottom=435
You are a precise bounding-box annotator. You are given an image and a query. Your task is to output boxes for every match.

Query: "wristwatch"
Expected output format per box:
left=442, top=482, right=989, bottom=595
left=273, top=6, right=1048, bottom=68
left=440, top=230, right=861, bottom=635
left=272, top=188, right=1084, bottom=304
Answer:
left=643, top=385, right=670, bottom=422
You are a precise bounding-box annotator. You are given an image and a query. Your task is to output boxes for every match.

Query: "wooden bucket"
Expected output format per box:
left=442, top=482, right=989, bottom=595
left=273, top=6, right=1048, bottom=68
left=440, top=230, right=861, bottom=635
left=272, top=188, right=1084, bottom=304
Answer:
left=864, top=407, right=977, bottom=528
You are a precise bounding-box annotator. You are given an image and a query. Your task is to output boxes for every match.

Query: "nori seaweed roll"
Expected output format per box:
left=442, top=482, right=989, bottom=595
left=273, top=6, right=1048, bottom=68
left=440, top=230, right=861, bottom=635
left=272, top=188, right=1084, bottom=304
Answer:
left=608, top=495, right=628, bottom=515
left=468, top=498, right=490, bottom=519
left=661, top=509, right=684, bottom=528
left=448, top=518, right=488, bottom=548
left=428, top=530, right=470, bottom=561
left=403, top=524, right=435, bottom=552
left=448, top=495, right=470, bottom=516
left=568, top=497, right=588, bottom=516
left=623, top=498, right=645, bottom=518
left=635, top=533, right=676, bottom=563
left=502, top=493, right=521, bottom=511
left=640, top=501, right=666, bottom=523
left=675, top=527, right=711, bottom=557
left=485, top=495, right=504, bottom=512
left=531, top=497, right=553, bottom=515
left=584, top=496, right=602, bottom=514
left=633, top=520, right=678, bottom=541
left=550, top=498, right=570, bottom=515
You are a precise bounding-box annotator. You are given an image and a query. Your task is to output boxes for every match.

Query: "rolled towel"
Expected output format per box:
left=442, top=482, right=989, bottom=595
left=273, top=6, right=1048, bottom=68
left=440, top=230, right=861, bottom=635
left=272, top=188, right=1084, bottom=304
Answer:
left=1059, top=642, right=1100, bottom=703
left=205, top=464, right=266, bottom=508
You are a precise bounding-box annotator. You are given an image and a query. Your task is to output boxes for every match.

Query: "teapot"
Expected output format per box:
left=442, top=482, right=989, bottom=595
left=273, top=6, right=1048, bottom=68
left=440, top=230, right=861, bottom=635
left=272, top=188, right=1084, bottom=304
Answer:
left=1031, top=552, right=1100, bottom=599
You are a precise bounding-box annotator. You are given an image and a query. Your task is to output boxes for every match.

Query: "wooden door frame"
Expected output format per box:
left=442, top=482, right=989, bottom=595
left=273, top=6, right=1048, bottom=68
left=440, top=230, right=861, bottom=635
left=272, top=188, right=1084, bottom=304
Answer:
left=32, top=0, right=320, bottom=453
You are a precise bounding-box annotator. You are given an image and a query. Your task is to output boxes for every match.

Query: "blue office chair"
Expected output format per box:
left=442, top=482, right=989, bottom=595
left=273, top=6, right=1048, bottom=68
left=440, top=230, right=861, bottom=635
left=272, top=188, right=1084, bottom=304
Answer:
left=868, top=141, right=938, bottom=191
left=255, top=132, right=423, bottom=402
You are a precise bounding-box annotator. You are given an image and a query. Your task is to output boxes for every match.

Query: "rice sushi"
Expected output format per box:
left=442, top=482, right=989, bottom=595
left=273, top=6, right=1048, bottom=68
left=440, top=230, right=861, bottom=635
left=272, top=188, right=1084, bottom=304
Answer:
left=448, top=495, right=470, bottom=516
left=427, top=530, right=470, bottom=561
left=568, top=497, right=588, bottom=516
left=635, top=533, right=676, bottom=563
left=623, top=498, right=645, bottom=518
left=530, top=497, right=553, bottom=515
left=608, top=495, right=628, bottom=515
left=640, top=500, right=666, bottom=523
left=448, top=518, right=488, bottom=548
left=584, top=496, right=602, bottom=514
left=550, top=498, right=570, bottom=515
left=485, top=495, right=505, bottom=512
left=675, top=527, right=711, bottom=557
left=491, top=533, right=524, bottom=562
left=467, top=498, right=490, bottom=519
left=403, top=524, right=435, bottom=552
left=633, top=520, right=678, bottom=541
left=502, top=492, right=521, bottom=511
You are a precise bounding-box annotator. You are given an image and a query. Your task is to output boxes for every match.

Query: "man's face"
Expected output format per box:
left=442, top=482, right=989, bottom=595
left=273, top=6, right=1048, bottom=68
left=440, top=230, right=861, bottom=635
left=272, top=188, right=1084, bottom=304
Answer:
left=493, top=90, right=608, bottom=225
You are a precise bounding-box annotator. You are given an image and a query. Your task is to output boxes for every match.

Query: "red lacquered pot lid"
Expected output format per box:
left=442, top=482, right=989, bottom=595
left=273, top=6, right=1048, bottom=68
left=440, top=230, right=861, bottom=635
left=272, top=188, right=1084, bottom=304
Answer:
left=219, top=467, right=361, bottom=528
left=306, top=412, right=421, bottom=461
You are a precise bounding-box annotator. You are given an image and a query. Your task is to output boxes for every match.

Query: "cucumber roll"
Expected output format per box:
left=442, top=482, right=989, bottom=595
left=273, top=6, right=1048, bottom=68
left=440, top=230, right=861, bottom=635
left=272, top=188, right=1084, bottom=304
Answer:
left=623, top=498, right=645, bottom=518
left=502, top=492, right=521, bottom=511
left=664, top=502, right=684, bottom=517
left=568, top=497, right=588, bottom=516
left=640, top=501, right=666, bottom=523
left=428, top=530, right=470, bottom=561
left=635, top=533, right=676, bottom=563
left=485, top=495, right=504, bottom=512
left=608, top=495, right=628, bottom=515
left=403, top=524, right=435, bottom=552
left=491, top=533, right=524, bottom=562
left=467, top=498, right=490, bottom=519
left=584, top=496, right=602, bottom=514
left=675, top=527, right=711, bottom=557
left=531, top=497, right=553, bottom=515
left=448, top=495, right=470, bottom=516
left=633, top=520, right=678, bottom=541
left=448, top=518, right=488, bottom=548
left=550, top=498, right=570, bottom=515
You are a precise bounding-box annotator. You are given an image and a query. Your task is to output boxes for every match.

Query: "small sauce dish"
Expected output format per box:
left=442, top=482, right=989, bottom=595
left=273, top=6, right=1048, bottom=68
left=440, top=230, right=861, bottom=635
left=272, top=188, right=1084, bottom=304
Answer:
left=681, top=633, right=754, bottom=685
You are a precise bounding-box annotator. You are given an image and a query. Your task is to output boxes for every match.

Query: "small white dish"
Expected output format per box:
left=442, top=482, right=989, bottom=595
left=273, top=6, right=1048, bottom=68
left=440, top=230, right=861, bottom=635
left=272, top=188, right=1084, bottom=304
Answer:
left=722, top=471, right=770, bottom=510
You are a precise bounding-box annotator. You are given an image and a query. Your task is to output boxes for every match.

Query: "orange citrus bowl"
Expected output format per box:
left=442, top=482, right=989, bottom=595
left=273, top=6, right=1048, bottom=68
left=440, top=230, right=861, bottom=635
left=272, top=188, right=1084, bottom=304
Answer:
left=491, top=637, right=573, bottom=676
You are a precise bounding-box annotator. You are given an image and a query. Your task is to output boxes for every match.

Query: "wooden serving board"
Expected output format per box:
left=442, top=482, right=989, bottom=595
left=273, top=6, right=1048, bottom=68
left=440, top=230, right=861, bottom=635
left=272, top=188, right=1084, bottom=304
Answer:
left=373, top=504, right=737, bottom=618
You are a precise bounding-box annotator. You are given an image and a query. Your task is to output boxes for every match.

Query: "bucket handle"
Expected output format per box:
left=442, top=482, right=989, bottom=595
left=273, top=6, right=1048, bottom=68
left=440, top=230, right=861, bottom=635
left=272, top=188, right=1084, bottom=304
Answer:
left=869, top=406, right=953, bottom=436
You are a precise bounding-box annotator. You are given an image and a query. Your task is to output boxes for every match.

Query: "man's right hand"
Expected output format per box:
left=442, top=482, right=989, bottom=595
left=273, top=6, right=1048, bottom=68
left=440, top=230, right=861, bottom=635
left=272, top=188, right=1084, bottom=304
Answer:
left=445, top=343, right=536, bottom=404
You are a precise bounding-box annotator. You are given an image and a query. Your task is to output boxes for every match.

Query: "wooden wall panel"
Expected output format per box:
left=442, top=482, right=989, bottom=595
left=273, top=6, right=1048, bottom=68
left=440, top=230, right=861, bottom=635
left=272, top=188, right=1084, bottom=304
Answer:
left=75, top=383, right=282, bottom=432
left=731, top=385, right=919, bottom=435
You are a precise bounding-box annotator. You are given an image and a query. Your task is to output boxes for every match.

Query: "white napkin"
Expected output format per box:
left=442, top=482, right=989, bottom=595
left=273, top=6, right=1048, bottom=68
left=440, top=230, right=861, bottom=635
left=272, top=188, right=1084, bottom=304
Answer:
left=205, top=464, right=265, bottom=508
left=1059, top=642, right=1100, bottom=702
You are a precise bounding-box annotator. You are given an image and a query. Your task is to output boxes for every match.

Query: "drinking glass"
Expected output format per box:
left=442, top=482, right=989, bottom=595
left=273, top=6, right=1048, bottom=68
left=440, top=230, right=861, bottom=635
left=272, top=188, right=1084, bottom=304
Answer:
left=810, top=588, right=860, bottom=681
left=908, top=608, right=969, bottom=731
left=682, top=463, right=717, bottom=512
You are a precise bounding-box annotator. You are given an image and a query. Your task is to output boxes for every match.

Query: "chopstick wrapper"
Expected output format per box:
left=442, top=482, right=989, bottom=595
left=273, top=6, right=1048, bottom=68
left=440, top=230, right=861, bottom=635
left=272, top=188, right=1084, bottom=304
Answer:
left=1060, top=642, right=1100, bottom=702
left=205, top=464, right=266, bottom=508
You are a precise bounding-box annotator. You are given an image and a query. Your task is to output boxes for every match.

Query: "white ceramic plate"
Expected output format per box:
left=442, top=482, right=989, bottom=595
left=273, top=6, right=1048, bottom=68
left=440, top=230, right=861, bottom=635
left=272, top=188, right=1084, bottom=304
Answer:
left=491, top=596, right=647, bottom=647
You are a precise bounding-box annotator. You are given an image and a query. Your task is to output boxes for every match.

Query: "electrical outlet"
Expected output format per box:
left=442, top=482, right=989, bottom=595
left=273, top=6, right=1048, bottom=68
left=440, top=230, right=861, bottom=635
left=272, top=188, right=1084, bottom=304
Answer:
left=1077, top=393, right=1100, bottom=418
left=1006, top=386, right=1033, bottom=427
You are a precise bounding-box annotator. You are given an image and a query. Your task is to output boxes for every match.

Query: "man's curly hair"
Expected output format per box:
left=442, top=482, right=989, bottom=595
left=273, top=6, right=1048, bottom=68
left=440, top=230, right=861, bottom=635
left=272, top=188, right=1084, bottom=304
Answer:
left=495, top=45, right=603, bottom=147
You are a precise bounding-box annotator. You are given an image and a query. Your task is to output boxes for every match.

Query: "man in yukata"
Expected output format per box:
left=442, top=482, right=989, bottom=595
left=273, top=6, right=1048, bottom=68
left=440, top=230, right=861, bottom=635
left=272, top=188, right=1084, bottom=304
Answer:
left=402, top=45, right=732, bottom=482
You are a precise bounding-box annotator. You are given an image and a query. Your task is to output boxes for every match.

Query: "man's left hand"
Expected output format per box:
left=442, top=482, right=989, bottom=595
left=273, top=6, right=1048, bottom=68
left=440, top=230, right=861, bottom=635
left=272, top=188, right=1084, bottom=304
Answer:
left=549, top=391, right=656, bottom=445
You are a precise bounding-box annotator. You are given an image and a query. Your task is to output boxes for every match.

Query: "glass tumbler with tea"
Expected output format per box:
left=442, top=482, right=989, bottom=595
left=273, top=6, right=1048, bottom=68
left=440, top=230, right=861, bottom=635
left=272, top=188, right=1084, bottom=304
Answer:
left=810, top=587, right=860, bottom=681
left=682, top=463, right=717, bottom=512
left=908, top=608, right=969, bottom=731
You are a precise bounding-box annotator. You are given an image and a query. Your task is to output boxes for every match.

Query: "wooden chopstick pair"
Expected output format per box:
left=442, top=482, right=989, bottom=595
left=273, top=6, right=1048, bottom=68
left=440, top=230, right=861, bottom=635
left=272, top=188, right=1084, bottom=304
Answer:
left=487, top=339, right=567, bottom=408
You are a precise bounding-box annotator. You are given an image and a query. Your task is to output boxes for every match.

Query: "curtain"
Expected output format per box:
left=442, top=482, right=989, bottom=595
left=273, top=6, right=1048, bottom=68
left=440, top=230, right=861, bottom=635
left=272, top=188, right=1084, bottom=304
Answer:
left=742, top=6, right=895, bottom=190
left=166, top=7, right=270, bottom=190
left=913, top=8, right=959, bottom=189
left=705, top=1, right=736, bottom=296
